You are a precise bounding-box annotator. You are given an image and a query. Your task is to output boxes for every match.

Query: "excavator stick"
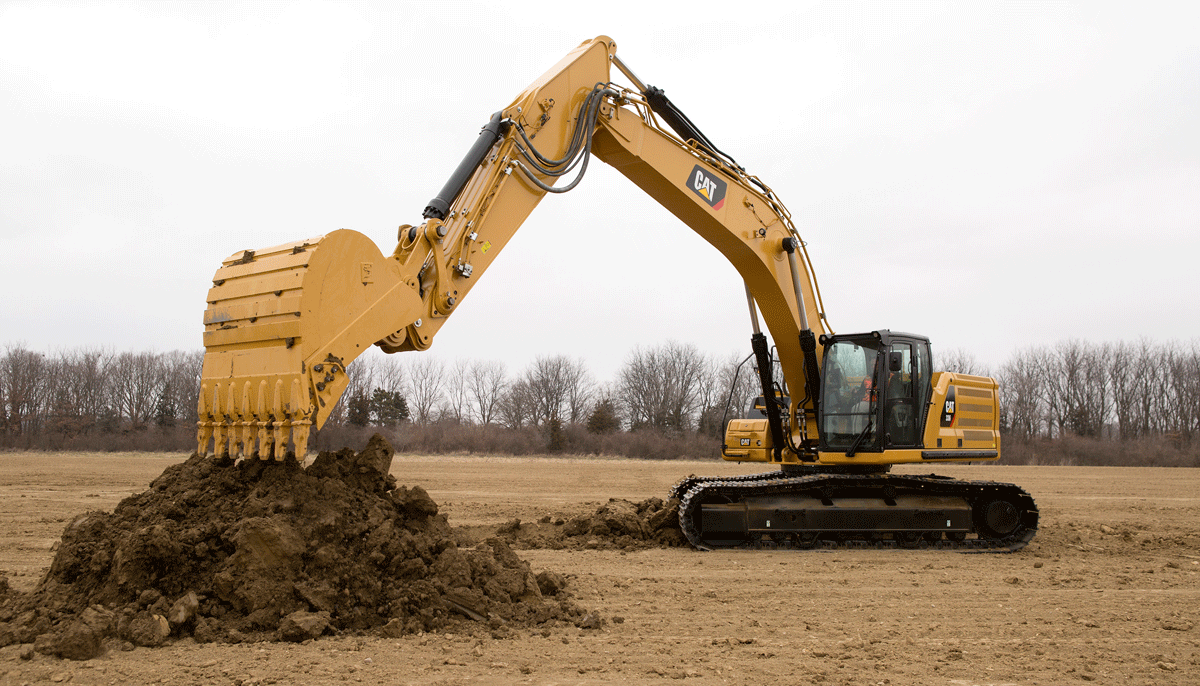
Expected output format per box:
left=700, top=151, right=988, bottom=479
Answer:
left=194, top=37, right=622, bottom=462
left=197, top=229, right=424, bottom=460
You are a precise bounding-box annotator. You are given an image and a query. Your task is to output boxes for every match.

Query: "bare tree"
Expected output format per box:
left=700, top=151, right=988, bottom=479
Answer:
left=938, top=348, right=991, bottom=377
left=1164, top=342, right=1200, bottom=441
left=694, top=352, right=758, bottom=436
left=522, top=355, right=582, bottom=426
left=997, top=348, right=1044, bottom=441
left=442, top=359, right=472, bottom=424
left=1034, top=344, right=1066, bottom=439
left=41, top=348, right=115, bottom=436
left=722, top=352, right=761, bottom=418
left=1, top=344, right=48, bottom=437
left=1077, top=343, right=1111, bottom=438
left=73, top=349, right=115, bottom=427
left=42, top=353, right=76, bottom=437
left=1180, top=342, right=1200, bottom=441
left=335, top=356, right=377, bottom=427
left=407, top=356, right=445, bottom=425
left=159, top=350, right=203, bottom=427
left=562, top=357, right=594, bottom=425
left=498, top=379, right=535, bottom=429
left=1132, top=339, right=1167, bottom=437
left=108, top=351, right=164, bottom=427
left=1107, top=341, right=1138, bottom=440
left=374, top=356, right=406, bottom=396
left=468, top=360, right=507, bottom=425
left=619, top=341, right=707, bottom=432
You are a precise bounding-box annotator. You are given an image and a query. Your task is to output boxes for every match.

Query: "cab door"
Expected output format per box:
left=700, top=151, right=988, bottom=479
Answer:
left=883, top=342, right=920, bottom=448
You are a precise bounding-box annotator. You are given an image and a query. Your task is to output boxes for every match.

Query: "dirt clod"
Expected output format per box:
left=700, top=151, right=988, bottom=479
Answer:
left=280, top=610, right=330, bottom=642
left=0, top=435, right=584, bottom=655
left=495, top=497, right=685, bottom=551
left=126, top=611, right=171, bottom=647
left=536, top=570, right=567, bottom=596
left=167, top=591, right=199, bottom=627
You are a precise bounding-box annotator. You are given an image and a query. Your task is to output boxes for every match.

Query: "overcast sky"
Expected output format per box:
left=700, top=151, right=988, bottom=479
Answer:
left=1, top=1, right=1197, bottom=383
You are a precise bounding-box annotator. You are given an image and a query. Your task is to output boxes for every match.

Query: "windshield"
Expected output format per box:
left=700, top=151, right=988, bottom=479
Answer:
left=821, top=340, right=881, bottom=450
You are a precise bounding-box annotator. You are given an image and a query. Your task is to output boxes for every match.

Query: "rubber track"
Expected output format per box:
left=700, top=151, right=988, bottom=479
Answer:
left=677, top=473, right=1038, bottom=553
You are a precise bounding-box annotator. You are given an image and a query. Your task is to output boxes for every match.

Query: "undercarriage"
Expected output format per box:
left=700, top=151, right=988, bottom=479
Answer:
left=675, top=470, right=1038, bottom=552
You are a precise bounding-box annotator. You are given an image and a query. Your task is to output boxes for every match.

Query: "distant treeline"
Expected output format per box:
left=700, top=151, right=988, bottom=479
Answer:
left=947, top=340, right=1199, bottom=466
left=1, top=340, right=1197, bottom=466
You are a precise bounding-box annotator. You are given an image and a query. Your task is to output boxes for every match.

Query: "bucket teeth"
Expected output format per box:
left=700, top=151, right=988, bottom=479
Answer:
left=196, top=376, right=312, bottom=461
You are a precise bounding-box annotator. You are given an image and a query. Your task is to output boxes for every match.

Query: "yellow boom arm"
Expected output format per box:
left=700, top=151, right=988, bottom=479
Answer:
left=197, top=36, right=829, bottom=460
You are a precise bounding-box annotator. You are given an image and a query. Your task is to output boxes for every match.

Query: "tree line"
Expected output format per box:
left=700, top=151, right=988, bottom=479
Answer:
left=939, top=340, right=1200, bottom=446
left=0, top=341, right=759, bottom=454
left=0, top=346, right=202, bottom=448
left=308, top=340, right=762, bottom=439
left=2, top=339, right=1197, bottom=465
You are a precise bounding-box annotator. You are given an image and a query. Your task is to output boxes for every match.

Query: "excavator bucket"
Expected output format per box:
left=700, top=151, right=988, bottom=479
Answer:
left=197, top=229, right=423, bottom=460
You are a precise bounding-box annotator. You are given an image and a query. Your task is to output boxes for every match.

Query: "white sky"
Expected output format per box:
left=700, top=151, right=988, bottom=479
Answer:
left=1, top=1, right=1197, bottom=383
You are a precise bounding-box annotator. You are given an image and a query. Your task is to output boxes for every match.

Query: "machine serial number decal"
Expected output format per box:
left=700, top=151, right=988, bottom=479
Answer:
left=687, top=164, right=727, bottom=210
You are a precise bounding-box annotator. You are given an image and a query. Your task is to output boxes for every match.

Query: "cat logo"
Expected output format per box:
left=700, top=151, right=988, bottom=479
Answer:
left=940, top=386, right=957, bottom=427
left=687, top=164, right=727, bottom=210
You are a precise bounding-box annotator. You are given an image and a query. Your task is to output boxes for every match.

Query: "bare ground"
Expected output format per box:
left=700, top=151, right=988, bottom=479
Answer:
left=1, top=451, right=1198, bottom=685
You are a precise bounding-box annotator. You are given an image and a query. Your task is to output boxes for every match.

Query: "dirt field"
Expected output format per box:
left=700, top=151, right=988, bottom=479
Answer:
left=2, top=451, right=1198, bottom=685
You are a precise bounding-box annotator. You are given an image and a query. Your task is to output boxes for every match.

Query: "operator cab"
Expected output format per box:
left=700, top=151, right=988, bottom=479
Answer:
left=818, top=330, right=931, bottom=455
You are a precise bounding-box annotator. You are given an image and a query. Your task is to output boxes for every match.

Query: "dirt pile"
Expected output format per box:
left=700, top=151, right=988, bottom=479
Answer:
left=0, top=435, right=587, bottom=660
left=485, top=497, right=687, bottom=551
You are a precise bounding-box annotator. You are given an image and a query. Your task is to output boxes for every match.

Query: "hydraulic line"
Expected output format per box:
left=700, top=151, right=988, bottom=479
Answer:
left=512, top=84, right=611, bottom=170
left=717, top=352, right=755, bottom=439
left=513, top=87, right=617, bottom=194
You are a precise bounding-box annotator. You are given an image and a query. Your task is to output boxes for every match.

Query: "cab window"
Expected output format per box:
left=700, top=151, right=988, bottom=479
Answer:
left=821, top=341, right=880, bottom=450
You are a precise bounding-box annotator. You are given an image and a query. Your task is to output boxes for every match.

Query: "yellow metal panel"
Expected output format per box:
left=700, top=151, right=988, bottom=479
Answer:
left=918, top=371, right=1001, bottom=461
left=206, top=270, right=305, bottom=303
left=203, top=297, right=302, bottom=326
left=202, top=320, right=302, bottom=348
left=213, top=251, right=312, bottom=281
left=219, top=237, right=323, bottom=264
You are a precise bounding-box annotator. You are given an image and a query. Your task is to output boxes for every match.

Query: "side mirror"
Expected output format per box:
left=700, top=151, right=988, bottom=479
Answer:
left=889, top=351, right=904, bottom=373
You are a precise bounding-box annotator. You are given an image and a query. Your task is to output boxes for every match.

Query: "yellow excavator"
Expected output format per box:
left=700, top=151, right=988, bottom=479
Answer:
left=197, top=36, right=1037, bottom=552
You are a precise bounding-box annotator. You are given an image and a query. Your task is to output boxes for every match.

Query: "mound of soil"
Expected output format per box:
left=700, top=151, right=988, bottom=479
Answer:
left=481, top=497, right=687, bottom=551
left=0, top=435, right=588, bottom=660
